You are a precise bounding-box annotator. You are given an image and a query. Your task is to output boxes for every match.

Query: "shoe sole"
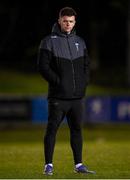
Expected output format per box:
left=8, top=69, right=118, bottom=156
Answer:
left=43, top=172, right=53, bottom=175
left=74, top=169, right=96, bottom=174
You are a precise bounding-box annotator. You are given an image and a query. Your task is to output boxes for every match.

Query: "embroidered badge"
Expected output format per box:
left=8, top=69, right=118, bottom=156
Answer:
left=75, top=42, right=79, bottom=51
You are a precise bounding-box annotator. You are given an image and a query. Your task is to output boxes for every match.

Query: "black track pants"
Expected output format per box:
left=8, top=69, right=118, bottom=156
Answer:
left=44, top=98, right=85, bottom=165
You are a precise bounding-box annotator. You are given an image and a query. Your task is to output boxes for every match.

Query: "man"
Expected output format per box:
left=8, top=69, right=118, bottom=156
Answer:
left=37, top=7, right=95, bottom=175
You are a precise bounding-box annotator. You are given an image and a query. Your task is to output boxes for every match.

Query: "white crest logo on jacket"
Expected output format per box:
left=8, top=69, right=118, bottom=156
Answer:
left=75, top=42, right=79, bottom=51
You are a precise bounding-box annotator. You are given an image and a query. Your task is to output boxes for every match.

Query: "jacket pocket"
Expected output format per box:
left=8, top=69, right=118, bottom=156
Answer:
left=75, top=73, right=87, bottom=96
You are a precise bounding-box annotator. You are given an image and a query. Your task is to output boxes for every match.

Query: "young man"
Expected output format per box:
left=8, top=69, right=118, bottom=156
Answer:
left=37, top=7, right=95, bottom=175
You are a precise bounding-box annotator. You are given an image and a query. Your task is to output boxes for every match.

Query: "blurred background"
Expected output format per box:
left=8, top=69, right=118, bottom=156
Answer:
left=0, top=1, right=130, bottom=179
left=0, top=0, right=130, bottom=125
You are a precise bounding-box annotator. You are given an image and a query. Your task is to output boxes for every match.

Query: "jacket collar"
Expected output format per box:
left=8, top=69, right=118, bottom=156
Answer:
left=51, top=23, right=76, bottom=37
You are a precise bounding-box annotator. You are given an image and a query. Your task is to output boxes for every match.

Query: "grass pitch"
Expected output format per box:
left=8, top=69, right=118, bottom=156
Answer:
left=1, top=70, right=130, bottom=96
left=0, top=124, right=130, bottom=179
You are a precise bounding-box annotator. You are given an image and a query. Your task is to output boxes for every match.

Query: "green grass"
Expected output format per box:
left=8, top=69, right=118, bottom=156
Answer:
left=0, top=125, right=130, bottom=179
left=1, top=69, right=130, bottom=95
left=0, top=70, right=48, bottom=94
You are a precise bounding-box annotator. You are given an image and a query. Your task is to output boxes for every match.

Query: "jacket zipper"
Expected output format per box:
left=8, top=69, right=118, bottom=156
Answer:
left=66, top=36, right=76, bottom=94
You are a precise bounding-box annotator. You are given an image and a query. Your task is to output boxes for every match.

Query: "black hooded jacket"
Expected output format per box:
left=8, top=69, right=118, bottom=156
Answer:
left=37, top=23, right=90, bottom=99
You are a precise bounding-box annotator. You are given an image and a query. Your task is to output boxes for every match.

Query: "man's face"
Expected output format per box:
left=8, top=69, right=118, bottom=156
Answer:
left=58, top=16, right=76, bottom=33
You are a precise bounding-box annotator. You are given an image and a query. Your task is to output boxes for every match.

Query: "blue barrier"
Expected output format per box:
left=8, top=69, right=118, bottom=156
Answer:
left=1, top=96, right=130, bottom=124
left=86, top=96, right=111, bottom=123
left=86, top=96, right=130, bottom=123
left=31, top=96, right=130, bottom=123
left=31, top=97, right=48, bottom=123
left=110, top=97, right=130, bottom=122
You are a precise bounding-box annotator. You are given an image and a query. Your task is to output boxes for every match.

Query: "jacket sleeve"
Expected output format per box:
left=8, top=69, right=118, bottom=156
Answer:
left=84, top=47, right=90, bottom=85
left=37, top=39, right=60, bottom=85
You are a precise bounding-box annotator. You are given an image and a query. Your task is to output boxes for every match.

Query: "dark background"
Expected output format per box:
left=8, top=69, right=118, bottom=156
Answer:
left=0, top=0, right=128, bottom=86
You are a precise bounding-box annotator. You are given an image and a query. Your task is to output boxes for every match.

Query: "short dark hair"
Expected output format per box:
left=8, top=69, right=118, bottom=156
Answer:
left=59, top=7, right=77, bottom=17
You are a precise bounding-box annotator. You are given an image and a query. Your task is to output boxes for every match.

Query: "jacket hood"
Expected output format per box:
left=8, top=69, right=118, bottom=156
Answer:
left=51, top=23, right=76, bottom=37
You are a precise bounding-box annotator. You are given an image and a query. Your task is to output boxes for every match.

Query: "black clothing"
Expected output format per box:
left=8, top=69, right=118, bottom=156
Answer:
left=44, top=98, right=85, bottom=164
left=38, top=23, right=90, bottom=99
left=38, top=22, right=90, bottom=166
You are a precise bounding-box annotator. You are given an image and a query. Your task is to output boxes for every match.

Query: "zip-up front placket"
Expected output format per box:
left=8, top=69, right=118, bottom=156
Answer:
left=66, top=36, right=76, bottom=94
